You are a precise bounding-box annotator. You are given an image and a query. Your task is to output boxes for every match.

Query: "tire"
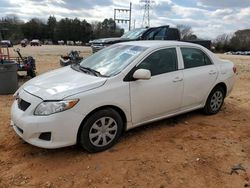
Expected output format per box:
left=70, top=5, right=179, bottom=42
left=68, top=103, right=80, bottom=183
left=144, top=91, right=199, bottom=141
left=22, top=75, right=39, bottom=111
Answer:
left=203, top=86, right=225, bottom=115
left=79, top=108, right=123, bottom=153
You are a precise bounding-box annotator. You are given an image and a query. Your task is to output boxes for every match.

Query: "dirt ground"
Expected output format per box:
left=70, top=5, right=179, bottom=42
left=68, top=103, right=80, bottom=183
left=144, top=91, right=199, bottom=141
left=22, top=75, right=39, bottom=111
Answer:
left=0, top=45, right=250, bottom=188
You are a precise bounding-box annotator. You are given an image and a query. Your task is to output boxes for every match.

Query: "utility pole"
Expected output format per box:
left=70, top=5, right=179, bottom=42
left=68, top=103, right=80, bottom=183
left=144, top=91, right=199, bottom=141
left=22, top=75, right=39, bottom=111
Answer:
left=140, top=0, right=155, bottom=28
left=114, top=2, right=132, bottom=31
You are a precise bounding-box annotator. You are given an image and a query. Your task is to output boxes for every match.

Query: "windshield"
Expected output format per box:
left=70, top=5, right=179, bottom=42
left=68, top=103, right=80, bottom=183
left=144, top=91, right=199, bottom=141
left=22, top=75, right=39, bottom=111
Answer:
left=121, top=28, right=147, bottom=40
left=80, top=45, right=148, bottom=77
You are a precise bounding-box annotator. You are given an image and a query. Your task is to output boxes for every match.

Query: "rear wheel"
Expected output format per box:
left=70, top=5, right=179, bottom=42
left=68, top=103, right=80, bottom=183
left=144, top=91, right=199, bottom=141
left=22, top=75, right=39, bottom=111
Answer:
left=204, top=86, right=225, bottom=115
left=79, top=108, right=123, bottom=153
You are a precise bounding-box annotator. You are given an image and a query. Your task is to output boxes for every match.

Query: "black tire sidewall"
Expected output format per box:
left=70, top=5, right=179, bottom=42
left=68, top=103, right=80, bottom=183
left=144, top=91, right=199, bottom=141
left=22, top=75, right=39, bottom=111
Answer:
left=204, top=86, right=225, bottom=115
left=79, top=108, right=123, bottom=153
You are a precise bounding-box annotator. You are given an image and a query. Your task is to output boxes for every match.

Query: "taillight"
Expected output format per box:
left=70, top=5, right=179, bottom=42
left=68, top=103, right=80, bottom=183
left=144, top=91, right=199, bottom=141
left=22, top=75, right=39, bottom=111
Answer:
left=233, top=66, right=237, bottom=74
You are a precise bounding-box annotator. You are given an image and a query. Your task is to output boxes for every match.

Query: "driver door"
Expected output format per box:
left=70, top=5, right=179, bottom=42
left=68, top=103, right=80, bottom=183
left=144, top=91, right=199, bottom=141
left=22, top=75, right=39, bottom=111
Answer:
left=129, top=48, right=184, bottom=125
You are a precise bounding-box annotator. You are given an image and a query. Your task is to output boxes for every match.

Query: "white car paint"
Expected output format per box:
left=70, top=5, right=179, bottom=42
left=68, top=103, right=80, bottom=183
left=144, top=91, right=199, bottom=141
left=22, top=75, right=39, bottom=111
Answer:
left=11, top=41, right=236, bottom=149
left=22, top=66, right=107, bottom=100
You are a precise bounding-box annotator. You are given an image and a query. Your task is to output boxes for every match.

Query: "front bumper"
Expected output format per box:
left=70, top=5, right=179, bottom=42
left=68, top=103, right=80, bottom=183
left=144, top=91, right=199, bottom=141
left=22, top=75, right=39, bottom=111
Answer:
left=11, top=89, right=84, bottom=149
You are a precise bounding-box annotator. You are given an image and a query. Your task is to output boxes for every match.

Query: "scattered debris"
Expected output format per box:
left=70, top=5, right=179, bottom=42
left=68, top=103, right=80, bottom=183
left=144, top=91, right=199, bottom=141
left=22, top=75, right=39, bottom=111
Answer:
left=44, top=181, right=52, bottom=188
left=230, top=164, right=246, bottom=175
left=176, top=144, right=183, bottom=150
left=245, top=182, right=250, bottom=187
left=117, top=158, right=139, bottom=162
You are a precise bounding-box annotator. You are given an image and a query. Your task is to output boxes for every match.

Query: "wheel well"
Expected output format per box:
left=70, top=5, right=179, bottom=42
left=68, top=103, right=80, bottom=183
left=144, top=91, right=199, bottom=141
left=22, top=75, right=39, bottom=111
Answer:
left=76, top=105, right=127, bottom=144
left=215, top=82, right=227, bottom=97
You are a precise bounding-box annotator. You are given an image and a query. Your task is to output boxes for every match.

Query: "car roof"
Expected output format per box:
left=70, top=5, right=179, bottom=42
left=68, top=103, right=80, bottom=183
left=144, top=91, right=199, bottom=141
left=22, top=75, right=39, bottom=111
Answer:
left=118, top=40, right=203, bottom=49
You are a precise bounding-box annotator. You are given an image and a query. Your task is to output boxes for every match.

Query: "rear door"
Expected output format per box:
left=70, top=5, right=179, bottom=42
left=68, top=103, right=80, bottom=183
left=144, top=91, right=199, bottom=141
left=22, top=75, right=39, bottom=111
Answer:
left=180, top=47, right=218, bottom=110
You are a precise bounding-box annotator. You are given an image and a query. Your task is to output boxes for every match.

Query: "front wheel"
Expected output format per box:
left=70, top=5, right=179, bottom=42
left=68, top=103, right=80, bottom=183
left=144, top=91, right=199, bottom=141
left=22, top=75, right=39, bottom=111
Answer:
left=203, top=86, right=225, bottom=115
left=79, top=108, right=123, bottom=153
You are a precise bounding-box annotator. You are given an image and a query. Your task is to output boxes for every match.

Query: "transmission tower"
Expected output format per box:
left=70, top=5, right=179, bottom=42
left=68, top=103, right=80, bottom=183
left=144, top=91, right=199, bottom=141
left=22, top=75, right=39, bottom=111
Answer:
left=140, top=0, right=154, bottom=27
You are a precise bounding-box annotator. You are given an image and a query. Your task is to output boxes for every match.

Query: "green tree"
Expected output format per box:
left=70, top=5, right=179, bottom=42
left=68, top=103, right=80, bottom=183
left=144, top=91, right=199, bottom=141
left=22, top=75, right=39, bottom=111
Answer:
left=0, top=15, right=24, bottom=43
left=22, top=18, right=46, bottom=40
left=47, top=16, right=57, bottom=42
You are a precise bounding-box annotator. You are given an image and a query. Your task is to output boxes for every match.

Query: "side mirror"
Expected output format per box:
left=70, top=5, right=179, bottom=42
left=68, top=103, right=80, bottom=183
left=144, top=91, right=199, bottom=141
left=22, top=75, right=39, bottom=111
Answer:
left=133, top=69, right=151, bottom=80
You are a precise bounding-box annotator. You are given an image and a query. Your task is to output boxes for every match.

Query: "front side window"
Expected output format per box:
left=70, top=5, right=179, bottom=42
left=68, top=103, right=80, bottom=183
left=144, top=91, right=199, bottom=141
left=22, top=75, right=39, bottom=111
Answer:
left=181, top=48, right=212, bottom=69
left=80, top=45, right=148, bottom=77
left=137, top=48, right=178, bottom=76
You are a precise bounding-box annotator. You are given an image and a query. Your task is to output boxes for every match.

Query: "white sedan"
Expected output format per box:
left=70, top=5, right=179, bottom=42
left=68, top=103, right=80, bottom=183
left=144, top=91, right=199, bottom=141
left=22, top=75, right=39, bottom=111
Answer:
left=11, top=41, right=236, bottom=152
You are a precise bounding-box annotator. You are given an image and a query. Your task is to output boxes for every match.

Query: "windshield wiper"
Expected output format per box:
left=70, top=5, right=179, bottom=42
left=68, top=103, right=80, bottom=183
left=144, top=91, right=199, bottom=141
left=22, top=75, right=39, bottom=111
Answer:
left=79, top=66, right=102, bottom=77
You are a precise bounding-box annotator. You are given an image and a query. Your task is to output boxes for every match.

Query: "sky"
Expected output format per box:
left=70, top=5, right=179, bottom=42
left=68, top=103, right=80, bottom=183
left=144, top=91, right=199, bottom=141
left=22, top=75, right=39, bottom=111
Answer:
left=1, top=0, right=250, bottom=39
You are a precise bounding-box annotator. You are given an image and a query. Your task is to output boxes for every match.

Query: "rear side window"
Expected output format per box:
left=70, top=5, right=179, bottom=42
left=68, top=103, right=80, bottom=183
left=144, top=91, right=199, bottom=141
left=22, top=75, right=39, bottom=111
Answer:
left=137, top=48, right=178, bottom=76
left=181, top=48, right=212, bottom=69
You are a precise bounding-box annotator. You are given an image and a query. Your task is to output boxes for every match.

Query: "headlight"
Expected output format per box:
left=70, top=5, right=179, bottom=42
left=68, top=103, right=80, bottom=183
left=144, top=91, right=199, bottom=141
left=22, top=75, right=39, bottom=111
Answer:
left=34, top=99, right=79, bottom=116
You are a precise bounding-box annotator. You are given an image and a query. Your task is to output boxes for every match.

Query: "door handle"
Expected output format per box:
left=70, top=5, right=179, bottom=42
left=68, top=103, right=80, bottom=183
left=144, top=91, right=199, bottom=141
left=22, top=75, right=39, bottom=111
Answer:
left=173, top=77, right=183, bottom=82
left=209, top=70, right=217, bottom=75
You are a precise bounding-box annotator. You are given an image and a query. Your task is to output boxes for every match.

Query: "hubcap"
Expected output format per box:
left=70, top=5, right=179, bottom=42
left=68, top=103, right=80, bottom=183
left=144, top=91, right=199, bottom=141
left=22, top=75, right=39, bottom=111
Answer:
left=89, top=117, right=118, bottom=147
left=210, top=91, right=223, bottom=112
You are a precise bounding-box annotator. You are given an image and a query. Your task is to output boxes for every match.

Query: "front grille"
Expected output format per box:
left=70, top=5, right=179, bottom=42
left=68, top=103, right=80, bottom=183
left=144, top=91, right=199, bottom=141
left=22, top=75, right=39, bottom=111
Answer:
left=18, top=98, right=31, bottom=111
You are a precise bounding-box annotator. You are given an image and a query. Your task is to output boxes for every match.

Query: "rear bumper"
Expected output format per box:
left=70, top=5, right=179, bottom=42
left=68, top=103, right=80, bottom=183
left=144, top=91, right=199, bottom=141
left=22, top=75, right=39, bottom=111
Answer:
left=225, top=75, right=236, bottom=97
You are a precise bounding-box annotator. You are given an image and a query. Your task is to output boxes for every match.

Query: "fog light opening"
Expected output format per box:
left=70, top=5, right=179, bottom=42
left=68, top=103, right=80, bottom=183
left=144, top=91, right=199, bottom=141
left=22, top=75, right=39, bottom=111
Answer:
left=39, top=132, right=51, bottom=141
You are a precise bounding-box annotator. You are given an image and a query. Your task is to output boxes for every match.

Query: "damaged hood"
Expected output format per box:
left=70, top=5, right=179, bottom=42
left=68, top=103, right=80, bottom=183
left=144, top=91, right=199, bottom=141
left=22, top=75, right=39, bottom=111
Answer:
left=22, top=66, right=107, bottom=100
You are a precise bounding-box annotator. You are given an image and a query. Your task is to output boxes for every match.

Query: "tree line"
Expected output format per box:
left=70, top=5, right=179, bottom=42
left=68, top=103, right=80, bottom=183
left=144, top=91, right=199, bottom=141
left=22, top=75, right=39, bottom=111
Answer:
left=214, top=29, right=250, bottom=52
left=1, top=15, right=249, bottom=51
left=0, top=15, right=124, bottom=44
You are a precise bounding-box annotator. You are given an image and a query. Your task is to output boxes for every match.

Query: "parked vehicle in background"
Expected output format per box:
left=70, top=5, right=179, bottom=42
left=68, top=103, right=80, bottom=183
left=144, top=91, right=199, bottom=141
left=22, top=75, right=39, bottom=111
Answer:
left=30, top=39, right=42, bottom=46
left=0, top=40, right=13, bottom=47
left=75, top=41, right=82, bottom=46
left=58, top=40, right=65, bottom=45
left=87, top=41, right=93, bottom=46
left=184, top=40, right=211, bottom=50
left=20, top=39, right=28, bottom=47
left=11, top=41, right=236, bottom=152
left=224, top=51, right=250, bottom=55
left=67, top=41, right=74, bottom=45
left=224, top=51, right=233, bottom=55
left=91, top=25, right=212, bottom=53
left=44, top=40, right=53, bottom=45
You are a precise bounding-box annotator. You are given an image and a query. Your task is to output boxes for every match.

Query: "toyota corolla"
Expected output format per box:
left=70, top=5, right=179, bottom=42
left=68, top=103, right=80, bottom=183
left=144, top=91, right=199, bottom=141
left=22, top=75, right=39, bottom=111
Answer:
left=11, top=41, right=236, bottom=152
